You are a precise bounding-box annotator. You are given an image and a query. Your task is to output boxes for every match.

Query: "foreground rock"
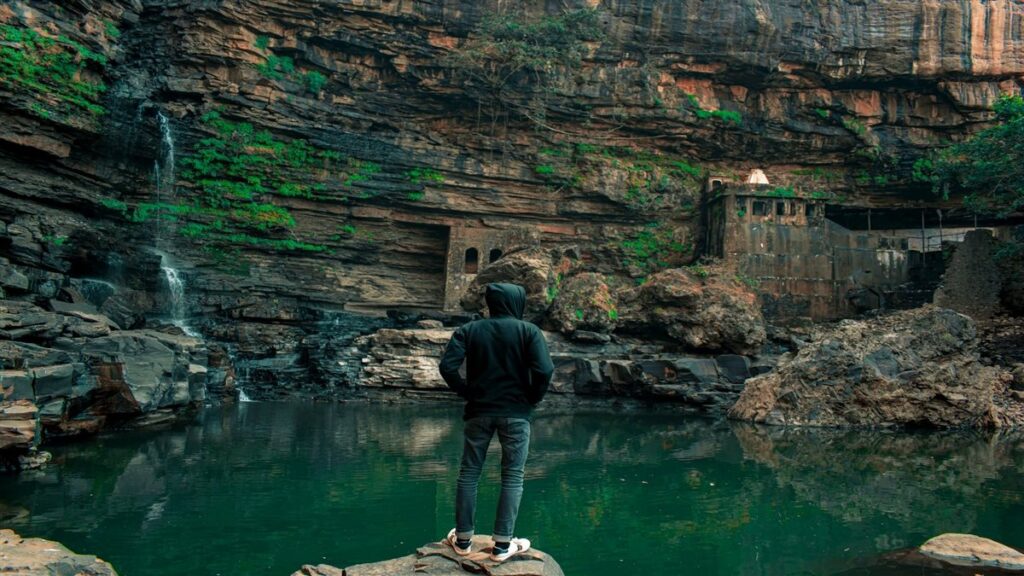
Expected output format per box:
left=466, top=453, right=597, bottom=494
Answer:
left=0, top=529, right=118, bottom=575
left=293, top=537, right=563, bottom=576
left=0, top=299, right=219, bottom=453
left=919, top=534, right=1024, bottom=571
left=729, top=306, right=1018, bottom=428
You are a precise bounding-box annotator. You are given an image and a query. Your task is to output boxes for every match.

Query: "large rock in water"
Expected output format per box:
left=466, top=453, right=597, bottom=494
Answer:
left=919, top=534, right=1024, bottom=571
left=729, top=306, right=1019, bottom=428
left=293, top=537, right=563, bottom=576
left=0, top=529, right=118, bottom=575
left=618, top=268, right=766, bottom=355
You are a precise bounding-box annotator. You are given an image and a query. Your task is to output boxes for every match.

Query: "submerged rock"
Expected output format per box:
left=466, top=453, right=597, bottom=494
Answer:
left=0, top=529, right=118, bottom=575
left=919, top=534, right=1024, bottom=571
left=294, top=537, right=563, bottom=576
left=729, top=306, right=1018, bottom=428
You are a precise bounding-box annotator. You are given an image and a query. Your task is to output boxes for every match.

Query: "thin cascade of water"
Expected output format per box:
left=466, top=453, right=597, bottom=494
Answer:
left=227, top=348, right=255, bottom=402
left=154, top=111, right=176, bottom=244
left=159, top=255, right=199, bottom=337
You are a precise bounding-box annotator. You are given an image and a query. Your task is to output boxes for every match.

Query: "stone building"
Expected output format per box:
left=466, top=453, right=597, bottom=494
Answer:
left=442, top=225, right=536, bottom=311
left=706, top=180, right=1003, bottom=322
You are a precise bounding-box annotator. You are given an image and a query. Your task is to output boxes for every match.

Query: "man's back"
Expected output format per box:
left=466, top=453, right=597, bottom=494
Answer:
left=438, top=282, right=553, bottom=562
left=439, top=283, right=554, bottom=420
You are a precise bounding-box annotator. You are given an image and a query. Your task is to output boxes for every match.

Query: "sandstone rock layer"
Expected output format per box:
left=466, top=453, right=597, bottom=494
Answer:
left=728, top=306, right=1019, bottom=428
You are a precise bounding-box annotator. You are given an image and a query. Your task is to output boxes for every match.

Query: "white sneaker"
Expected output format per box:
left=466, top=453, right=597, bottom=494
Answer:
left=490, top=537, right=531, bottom=562
left=445, top=528, right=472, bottom=556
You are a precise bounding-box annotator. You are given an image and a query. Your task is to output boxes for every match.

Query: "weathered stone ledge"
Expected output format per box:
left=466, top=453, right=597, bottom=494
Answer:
left=0, top=529, right=118, bottom=575
left=293, top=536, right=563, bottom=576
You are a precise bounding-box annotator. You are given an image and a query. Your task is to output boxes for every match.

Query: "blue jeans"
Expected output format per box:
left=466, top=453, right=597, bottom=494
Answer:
left=455, top=416, right=531, bottom=543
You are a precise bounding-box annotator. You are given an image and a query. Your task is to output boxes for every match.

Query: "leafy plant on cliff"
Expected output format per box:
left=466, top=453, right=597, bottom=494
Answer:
left=918, top=94, right=1024, bottom=217
left=0, top=24, right=108, bottom=117
left=252, top=37, right=329, bottom=95
left=620, top=222, right=691, bottom=275
left=680, top=93, right=742, bottom=126
left=444, top=8, right=602, bottom=130
left=127, top=111, right=365, bottom=254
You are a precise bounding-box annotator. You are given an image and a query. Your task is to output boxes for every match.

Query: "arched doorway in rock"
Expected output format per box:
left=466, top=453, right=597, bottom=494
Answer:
left=464, top=248, right=479, bottom=274
left=489, top=248, right=503, bottom=263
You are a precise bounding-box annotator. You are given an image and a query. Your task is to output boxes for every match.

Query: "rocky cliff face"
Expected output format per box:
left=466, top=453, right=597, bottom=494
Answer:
left=1, top=0, right=1021, bottom=399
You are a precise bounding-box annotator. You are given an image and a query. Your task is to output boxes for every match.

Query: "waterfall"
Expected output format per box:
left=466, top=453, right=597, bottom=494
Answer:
left=159, top=254, right=198, bottom=337
left=238, top=388, right=254, bottom=402
left=154, top=111, right=176, bottom=243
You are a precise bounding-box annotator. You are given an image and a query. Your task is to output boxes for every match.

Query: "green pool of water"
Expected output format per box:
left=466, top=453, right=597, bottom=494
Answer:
left=2, top=402, right=1024, bottom=575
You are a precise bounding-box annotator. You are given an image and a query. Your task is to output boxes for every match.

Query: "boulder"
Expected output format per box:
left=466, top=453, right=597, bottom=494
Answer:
left=356, top=328, right=454, bottom=390
left=729, top=306, right=1019, bottom=428
left=618, top=267, right=766, bottom=355
left=0, top=400, right=37, bottom=451
left=81, top=332, right=195, bottom=412
left=294, top=537, right=563, bottom=576
left=459, top=248, right=566, bottom=321
left=0, top=529, right=118, bottom=575
left=0, top=300, right=64, bottom=340
left=548, top=273, right=619, bottom=335
left=0, top=259, right=29, bottom=293
left=1, top=369, right=34, bottom=400
left=919, top=533, right=1024, bottom=570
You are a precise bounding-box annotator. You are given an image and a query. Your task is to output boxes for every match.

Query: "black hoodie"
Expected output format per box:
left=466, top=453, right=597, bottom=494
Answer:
left=439, top=283, right=554, bottom=420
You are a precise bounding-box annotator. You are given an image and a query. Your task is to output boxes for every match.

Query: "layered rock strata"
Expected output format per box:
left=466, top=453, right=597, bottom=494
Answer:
left=729, top=306, right=1020, bottom=427
left=0, top=297, right=222, bottom=454
left=354, top=325, right=774, bottom=414
left=1, top=0, right=1022, bottom=404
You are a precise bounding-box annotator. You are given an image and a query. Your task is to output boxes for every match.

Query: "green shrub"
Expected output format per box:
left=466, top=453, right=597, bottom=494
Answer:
left=621, top=222, right=691, bottom=274
left=303, top=70, right=327, bottom=93
left=103, top=21, right=121, bottom=39
left=0, top=25, right=108, bottom=117
left=100, top=198, right=127, bottom=213
left=406, top=167, right=444, bottom=184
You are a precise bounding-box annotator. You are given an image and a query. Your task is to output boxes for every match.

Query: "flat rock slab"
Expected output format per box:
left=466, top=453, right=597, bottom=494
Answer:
left=0, top=528, right=118, bottom=575
left=920, top=533, right=1024, bottom=570
left=294, top=536, right=563, bottom=576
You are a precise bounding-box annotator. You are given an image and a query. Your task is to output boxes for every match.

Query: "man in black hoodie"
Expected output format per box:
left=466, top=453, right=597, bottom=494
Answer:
left=439, top=282, right=554, bottom=562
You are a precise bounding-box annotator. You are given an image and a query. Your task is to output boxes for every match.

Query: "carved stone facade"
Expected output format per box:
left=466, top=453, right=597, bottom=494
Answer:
left=442, top=226, right=537, bottom=312
left=706, top=183, right=1001, bottom=322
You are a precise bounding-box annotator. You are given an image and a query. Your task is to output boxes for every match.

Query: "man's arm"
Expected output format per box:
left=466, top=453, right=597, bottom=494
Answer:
left=439, top=327, right=469, bottom=398
left=526, top=327, right=555, bottom=405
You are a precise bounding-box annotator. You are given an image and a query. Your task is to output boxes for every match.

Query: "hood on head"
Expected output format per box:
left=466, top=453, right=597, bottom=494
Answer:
left=485, top=283, right=526, bottom=319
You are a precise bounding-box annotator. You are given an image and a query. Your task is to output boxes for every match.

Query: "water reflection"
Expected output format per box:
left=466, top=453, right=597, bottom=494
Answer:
left=0, top=404, right=1022, bottom=576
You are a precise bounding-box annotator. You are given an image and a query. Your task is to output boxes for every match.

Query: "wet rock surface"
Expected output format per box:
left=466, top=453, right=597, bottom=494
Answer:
left=0, top=528, right=118, bottom=575
left=294, top=537, right=563, bottom=576
left=729, top=306, right=1019, bottom=428
left=352, top=324, right=772, bottom=414
left=920, top=534, right=1024, bottom=571
left=0, top=299, right=217, bottom=452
